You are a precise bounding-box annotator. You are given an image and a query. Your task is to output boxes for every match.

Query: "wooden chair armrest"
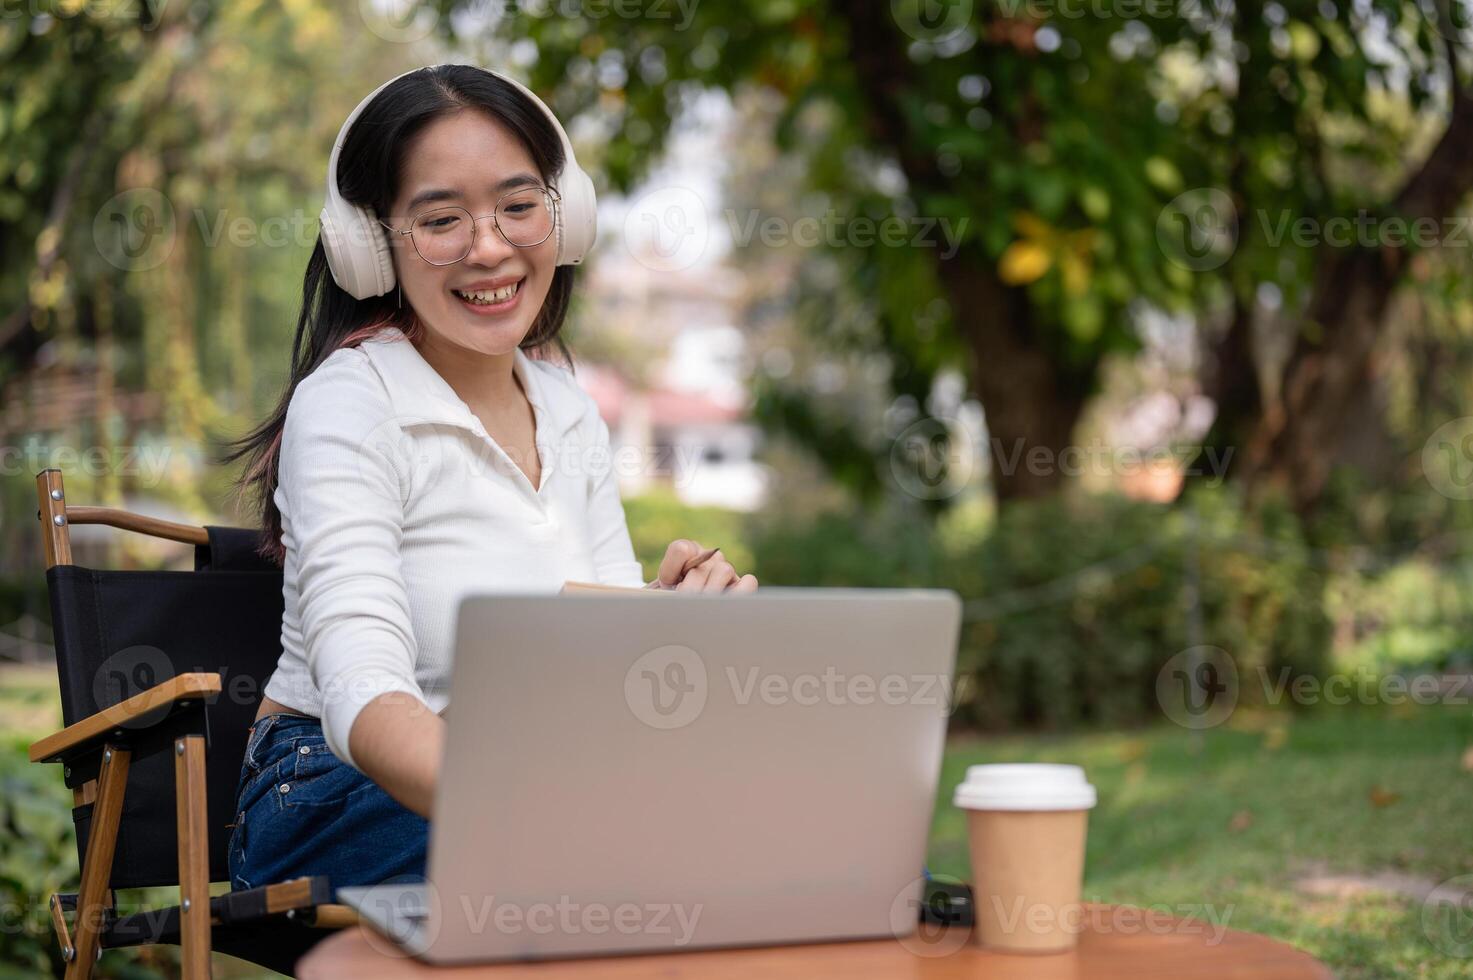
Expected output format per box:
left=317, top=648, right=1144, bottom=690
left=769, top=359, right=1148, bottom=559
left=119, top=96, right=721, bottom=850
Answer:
left=305, top=905, right=361, bottom=930
left=29, top=672, right=222, bottom=764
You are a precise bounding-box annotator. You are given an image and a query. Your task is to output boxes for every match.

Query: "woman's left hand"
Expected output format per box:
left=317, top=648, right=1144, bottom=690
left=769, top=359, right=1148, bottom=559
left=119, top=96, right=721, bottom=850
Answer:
left=649, top=539, right=758, bottom=593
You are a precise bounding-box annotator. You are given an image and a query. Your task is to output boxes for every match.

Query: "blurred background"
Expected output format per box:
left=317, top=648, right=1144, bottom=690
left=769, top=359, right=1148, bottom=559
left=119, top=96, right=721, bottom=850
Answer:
left=4, top=0, right=1473, bottom=975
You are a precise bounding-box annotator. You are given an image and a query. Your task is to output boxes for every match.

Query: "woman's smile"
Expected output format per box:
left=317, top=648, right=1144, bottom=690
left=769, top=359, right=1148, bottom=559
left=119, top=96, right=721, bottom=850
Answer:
left=451, top=276, right=526, bottom=316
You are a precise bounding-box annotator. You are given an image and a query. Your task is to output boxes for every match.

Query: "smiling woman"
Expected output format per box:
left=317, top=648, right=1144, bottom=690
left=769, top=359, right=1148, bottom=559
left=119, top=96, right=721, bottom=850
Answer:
left=219, top=64, right=756, bottom=902
left=381, top=109, right=561, bottom=355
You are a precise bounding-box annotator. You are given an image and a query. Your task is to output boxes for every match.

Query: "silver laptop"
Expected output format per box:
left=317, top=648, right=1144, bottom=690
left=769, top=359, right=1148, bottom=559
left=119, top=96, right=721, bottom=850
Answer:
left=339, top=587, right=961, bottom=964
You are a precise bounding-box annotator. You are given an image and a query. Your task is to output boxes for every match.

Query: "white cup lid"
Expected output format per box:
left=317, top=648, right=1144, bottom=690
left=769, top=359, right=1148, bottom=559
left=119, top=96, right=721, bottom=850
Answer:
left=953, top=763, right=1097, bottom=811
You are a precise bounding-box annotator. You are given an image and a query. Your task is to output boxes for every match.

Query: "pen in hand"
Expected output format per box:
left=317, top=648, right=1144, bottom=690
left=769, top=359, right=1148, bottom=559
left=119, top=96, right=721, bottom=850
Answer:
left=645, top=546, right=720, bottom=590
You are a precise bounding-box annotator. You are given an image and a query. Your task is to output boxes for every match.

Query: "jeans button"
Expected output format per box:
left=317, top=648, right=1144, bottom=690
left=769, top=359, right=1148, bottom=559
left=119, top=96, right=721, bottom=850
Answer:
left=279, top=783, right=291, bottom=794
left=299, top=746, right=310, bottom=755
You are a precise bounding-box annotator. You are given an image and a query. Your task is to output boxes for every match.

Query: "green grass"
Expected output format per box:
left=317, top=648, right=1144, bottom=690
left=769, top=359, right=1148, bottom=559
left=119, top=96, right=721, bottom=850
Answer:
left=5, top=667, right=1471, bottom=977
left=927, top=704, right=1473, bottom=978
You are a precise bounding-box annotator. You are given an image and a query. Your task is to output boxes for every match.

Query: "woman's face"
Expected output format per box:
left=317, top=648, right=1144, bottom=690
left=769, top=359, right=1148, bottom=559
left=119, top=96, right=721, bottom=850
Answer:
left=387, top=108, right=558, bottom=356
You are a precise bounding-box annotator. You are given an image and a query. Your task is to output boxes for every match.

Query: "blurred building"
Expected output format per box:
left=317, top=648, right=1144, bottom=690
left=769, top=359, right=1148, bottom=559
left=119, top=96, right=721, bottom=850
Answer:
left=578, top=244, right=769, bottom=511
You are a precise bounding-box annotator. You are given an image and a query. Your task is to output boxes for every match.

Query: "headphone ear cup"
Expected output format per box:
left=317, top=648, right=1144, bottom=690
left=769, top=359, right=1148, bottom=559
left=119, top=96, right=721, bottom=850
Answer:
left=362, top=205, right=397, bottom=297
left=554, top=166, right=598, bottom=266
left=320, top=202, right=396, bottom=299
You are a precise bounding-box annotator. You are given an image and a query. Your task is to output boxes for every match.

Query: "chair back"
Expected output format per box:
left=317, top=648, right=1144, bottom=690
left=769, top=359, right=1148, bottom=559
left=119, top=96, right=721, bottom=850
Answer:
left=45, top=507, right=284, bottom=888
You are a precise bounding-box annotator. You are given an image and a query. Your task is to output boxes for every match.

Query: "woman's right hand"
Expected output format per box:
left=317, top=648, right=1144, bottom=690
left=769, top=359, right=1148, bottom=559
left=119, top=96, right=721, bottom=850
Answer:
left=649, top=539, right=758, bottom=593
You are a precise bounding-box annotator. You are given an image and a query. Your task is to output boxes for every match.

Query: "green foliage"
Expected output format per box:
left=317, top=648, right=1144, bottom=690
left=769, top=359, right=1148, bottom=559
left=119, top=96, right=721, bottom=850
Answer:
left=622, top=489, right=756, bottom=578
left=951, top=489, right=1332, bottom=728
left=0, top=735, right=72, bottom=977
left=1324, top=553, right=1473, bottom=673
left=486, top=0, right=1473, bottom=506
left=752, top=487, right=1335, bottom=728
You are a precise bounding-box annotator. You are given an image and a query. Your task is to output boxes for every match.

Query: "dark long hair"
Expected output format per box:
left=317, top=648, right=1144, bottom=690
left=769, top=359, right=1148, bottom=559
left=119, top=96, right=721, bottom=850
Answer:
left=220, top=65, right=576, bottom=566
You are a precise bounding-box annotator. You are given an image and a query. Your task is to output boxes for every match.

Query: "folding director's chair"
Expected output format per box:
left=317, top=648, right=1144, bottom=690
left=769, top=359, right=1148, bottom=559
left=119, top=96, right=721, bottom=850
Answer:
left=28, top=468, right=356, bottom=978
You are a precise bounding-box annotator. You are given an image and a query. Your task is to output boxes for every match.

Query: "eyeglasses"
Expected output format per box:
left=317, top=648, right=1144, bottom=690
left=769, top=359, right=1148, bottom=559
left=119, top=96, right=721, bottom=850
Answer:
left=379, top=185, right=560, bottom=265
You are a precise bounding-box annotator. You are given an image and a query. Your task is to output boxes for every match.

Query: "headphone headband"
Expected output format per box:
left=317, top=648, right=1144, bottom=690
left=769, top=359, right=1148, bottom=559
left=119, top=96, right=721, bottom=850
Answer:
left=319, top=64, right=597, bottom=300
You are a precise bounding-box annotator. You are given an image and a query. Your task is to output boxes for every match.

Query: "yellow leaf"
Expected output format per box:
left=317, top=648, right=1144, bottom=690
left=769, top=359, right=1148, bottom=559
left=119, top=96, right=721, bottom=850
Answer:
left=1011, top=211, right=1054, bottom=241
left=999, top=241, right=1052, bottom=285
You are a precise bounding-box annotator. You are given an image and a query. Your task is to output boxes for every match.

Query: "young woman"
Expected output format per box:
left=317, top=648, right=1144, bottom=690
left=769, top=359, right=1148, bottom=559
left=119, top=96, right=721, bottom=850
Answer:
left=222, top=64, right=757, bottom=895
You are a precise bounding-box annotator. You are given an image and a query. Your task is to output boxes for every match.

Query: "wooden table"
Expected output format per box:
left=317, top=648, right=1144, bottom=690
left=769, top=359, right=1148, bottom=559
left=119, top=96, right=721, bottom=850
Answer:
left=297, top=903, right=1333, bottom=978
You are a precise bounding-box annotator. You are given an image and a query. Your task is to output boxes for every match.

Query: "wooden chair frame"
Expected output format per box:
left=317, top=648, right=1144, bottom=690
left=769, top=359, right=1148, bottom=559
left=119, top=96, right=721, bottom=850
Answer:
left=29, top=469, right=357, bottom=979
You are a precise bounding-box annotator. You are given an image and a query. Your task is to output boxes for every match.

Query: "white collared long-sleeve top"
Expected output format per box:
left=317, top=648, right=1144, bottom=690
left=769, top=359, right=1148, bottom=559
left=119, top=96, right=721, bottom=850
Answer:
left=260, top=326, right=646, bottom=769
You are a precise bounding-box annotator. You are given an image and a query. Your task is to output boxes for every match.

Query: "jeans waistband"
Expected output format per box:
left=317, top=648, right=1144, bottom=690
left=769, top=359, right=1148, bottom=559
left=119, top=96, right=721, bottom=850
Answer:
left=246, top=711, right=322, bottom=759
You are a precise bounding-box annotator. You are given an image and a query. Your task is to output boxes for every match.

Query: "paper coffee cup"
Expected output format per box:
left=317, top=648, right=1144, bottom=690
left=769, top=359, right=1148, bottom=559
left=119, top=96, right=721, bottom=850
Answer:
left=953, top=764, right=1097, bottom=953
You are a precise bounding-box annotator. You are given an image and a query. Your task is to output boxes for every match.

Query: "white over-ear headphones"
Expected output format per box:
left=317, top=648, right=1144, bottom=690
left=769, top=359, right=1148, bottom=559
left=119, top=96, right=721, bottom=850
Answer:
left=319, top=64, right=598, bottom=300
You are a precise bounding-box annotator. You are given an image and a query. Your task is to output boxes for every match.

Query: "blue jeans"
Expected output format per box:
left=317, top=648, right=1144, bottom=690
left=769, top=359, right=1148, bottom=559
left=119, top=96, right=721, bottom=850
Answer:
left=227, top=713, right=428, bottom=899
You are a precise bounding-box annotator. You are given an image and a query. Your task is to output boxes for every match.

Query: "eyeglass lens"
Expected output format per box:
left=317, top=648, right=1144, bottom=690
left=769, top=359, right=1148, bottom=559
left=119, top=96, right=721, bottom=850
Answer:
left=409, top=188, right=555, bottom=264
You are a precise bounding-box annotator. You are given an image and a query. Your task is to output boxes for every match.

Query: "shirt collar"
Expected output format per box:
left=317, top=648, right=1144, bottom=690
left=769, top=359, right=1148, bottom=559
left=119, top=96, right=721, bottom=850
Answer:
left=356, top=326, right=584, bottom=439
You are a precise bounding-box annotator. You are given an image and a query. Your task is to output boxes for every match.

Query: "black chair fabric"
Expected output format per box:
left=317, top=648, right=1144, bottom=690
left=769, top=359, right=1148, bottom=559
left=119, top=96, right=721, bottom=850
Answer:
left=49, top=527, right=285, bottom=889
left=194, top=525, right=278, bottom=574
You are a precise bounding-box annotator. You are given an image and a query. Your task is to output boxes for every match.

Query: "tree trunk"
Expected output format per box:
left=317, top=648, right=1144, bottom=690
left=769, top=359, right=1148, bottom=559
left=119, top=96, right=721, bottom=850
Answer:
left=833, top=0, right=1089, bottom=498
left=1188, top=0, right=1263, bottom=486
left=1243, top=87, right=1473, bottom=512
left=936, top=251, right=1088, bottom=499
left=1191, top=297, right=1260, bottom=487
left=1240, top=247, right=1400, bottom=507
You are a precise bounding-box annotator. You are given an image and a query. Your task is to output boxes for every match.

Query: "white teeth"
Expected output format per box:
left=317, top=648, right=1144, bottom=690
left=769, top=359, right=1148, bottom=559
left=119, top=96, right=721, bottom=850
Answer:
left=454, top=281, right=520, bottom=305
